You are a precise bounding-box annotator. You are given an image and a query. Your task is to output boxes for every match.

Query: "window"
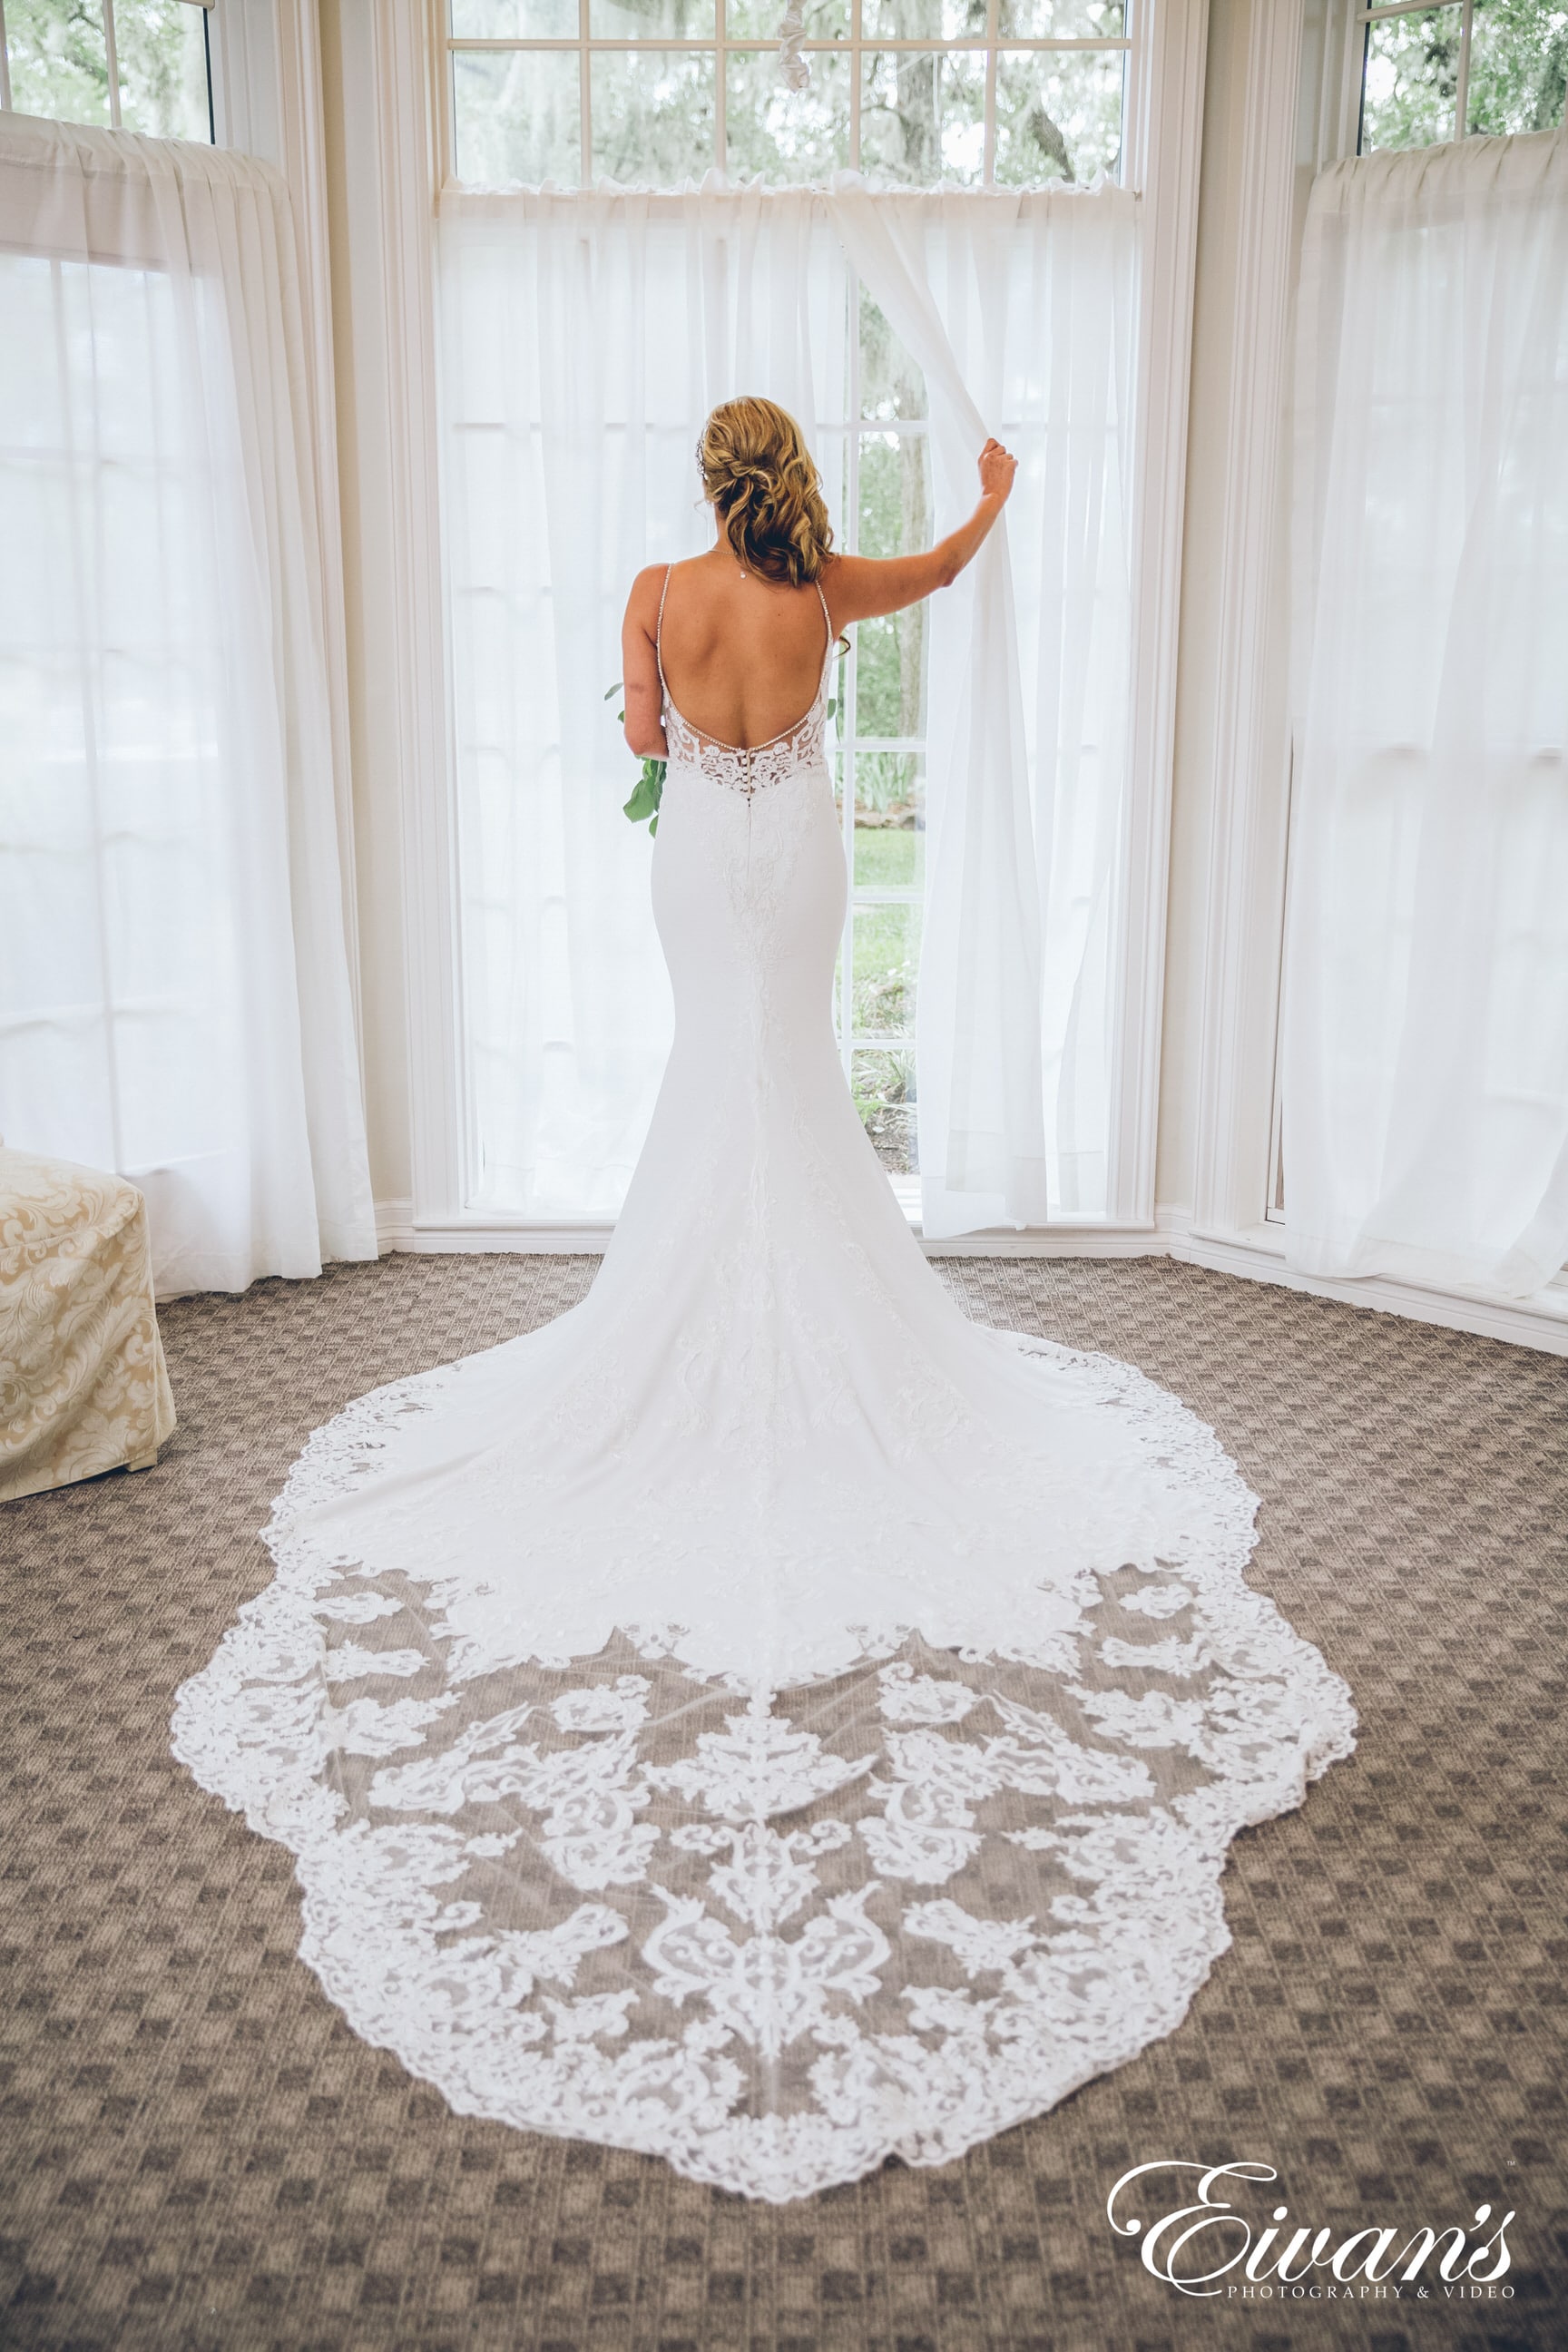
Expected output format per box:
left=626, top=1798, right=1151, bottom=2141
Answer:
left=1356, top=1, right=1566, bottom=154
left=438, top=0, right=1143, bottom=1223
left=0, top=0, right=215, bottom=143
left=445, top=0, right=1130, bottom=192
left=442, top=7, right=1137, bottom=1208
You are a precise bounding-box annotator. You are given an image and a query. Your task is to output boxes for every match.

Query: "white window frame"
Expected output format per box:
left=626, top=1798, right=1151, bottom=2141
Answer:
left=441, top=8, right=1142, bottom=1214
left=337, top=0, right=1207, bottom=1250
left=1349, top=0, right=1503, bottom=156
left=441, top=2, right=1134, bottom=190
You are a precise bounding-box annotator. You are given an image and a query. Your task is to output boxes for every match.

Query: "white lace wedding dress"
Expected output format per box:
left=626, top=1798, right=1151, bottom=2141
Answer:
left=174, top=582, right=1355, bottom=2202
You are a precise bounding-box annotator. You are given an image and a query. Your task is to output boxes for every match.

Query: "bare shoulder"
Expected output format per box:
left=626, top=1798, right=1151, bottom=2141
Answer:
left=624, top=563, right=669, bottom=632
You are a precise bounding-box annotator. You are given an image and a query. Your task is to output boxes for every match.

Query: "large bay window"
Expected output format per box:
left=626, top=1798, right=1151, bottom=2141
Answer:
left=436, top=0, right=1159, bottom=1237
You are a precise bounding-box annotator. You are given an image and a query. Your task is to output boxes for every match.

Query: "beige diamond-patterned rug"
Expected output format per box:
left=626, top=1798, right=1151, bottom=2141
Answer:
left=1, top=1252, right=1563, bottom=2351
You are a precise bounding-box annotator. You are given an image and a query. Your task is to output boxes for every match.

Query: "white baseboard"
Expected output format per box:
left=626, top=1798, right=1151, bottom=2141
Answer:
left=1167, top=1219, right=1568, bottom=1357
left=377, top=1203, right=614, bottom=1254
left=369, top=1197, right=1568, bottom=1356
left=375, top=1197, right=415, bottom=1250
left=916, top=1224, right=1164, bottom=1259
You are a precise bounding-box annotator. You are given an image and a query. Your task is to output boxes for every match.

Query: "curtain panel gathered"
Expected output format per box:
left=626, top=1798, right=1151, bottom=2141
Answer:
left=0, top=113, right=374, bottom=1296
left=1286, top=128, right=1568, bottom=1299
left=439, top=179, right=1137, bottom=1240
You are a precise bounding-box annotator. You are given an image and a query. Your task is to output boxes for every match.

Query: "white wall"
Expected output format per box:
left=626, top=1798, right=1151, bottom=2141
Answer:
left=1157, top=0, right=1253, bottom=1226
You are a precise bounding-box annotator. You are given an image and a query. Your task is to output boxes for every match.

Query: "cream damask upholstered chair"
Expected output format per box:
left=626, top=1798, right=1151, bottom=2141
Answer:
left=0, top=1147, right=176, bottom=1504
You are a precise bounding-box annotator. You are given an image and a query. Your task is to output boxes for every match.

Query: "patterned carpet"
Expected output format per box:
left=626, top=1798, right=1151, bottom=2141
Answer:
left=1, top=1251, right=1563, bottom=2352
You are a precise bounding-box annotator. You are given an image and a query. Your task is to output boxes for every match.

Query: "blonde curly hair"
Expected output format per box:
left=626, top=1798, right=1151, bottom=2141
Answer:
left=697, top=397, right=834, bottom=587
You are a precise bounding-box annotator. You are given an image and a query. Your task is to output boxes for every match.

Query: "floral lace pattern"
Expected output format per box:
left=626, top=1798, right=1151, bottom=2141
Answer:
left=172, top=1333, right=1355, bottom=2203
left=657, top=565, right=835, bottom=798
left=173, top=686, right=1355, bottom=2201
left=662, top=696, right=832, bottom=799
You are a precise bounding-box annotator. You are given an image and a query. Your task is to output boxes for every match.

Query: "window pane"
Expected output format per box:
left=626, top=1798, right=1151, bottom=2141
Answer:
left=859, top=289, right=927, bottom=421
left=995, top=46, right=1123, bottom=183
left=855, top=615, right=926, bottom=740
left=860, top=50, right=985, bottom=184
left=451, top=0, right=577, bottom=33
left=863, top=0, right=986, bottom=38
left=453, top=49, right=581, bottom=185
left=997, top=0, right=1125, bottom=32
left=592, top=52, right=716, bottom=181
left=589, top=0, right=716, bottom=36
left=855, top=431, right=931, bottom=749
left=858, top=428, right=930, bottom=561
left=115, top=0, right=211, bottom=143
left=853, top=756, right=925, bottom=888
left=856, top=610, right=924, bottom=736
left=1465, top=0, right=1568, bottom=136
left=726, top=48, right=851, bottom=181
left=851, top=1046, right=917, bottom=1171
left=5, top=0, right=113, bottom=127
left=1359, top=6, right=1463, bottom=153
left=727, top=0, right=847, bottom=34
left=852, top=899, right=920, bottom=1035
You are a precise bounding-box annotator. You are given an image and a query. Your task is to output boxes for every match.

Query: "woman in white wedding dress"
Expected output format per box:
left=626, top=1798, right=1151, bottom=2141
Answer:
left=175, top=398, right=1354, bottom=2202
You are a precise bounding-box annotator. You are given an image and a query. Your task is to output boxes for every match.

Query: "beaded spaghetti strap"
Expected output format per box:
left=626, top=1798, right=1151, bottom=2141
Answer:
left=655, top=563, right=672, bottom=701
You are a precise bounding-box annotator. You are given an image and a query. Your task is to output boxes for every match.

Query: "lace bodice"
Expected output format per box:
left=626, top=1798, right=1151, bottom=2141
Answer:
left=657, top=563, right=834, bottom=796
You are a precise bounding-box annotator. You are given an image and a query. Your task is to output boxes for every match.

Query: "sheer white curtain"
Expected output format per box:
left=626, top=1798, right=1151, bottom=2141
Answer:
left=440, top=181, right=1137, bottom=1236
left=0, top=113, right=373, bottom=1296
left=828, top=185, right=1135, bottom=1235
left=1286, top=128, right=1568, bottom=1298
left=441, top=188, right=851, bottom=1219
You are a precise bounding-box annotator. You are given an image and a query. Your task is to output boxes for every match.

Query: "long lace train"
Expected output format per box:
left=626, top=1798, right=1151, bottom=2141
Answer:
left=173, top=653, right=1355, bottom=2201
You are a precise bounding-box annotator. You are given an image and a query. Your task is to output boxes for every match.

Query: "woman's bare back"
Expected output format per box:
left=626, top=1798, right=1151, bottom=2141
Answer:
left=639, top=552, right=831, bottom=751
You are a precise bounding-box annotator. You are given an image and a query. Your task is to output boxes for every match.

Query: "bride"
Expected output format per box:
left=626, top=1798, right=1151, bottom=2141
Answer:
left=176, top=397, right=1354, bottom=2203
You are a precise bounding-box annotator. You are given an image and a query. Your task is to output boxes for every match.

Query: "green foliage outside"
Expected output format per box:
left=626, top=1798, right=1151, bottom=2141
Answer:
left=1361, top=2, right=1567, bottom=151
left=5, top=1, right=211, bottom=142
left=842, top=835, right=919, bottom=1172
left=452, top=0, right=1128, bottom=190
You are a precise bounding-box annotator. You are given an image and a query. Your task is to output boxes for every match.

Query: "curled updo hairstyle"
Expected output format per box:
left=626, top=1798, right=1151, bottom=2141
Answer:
left=697, top=397, right=834, bottom=587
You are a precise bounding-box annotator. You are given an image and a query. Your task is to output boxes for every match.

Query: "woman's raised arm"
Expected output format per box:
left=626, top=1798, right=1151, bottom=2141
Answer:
left=824, top=438, right=1017, bottom=628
